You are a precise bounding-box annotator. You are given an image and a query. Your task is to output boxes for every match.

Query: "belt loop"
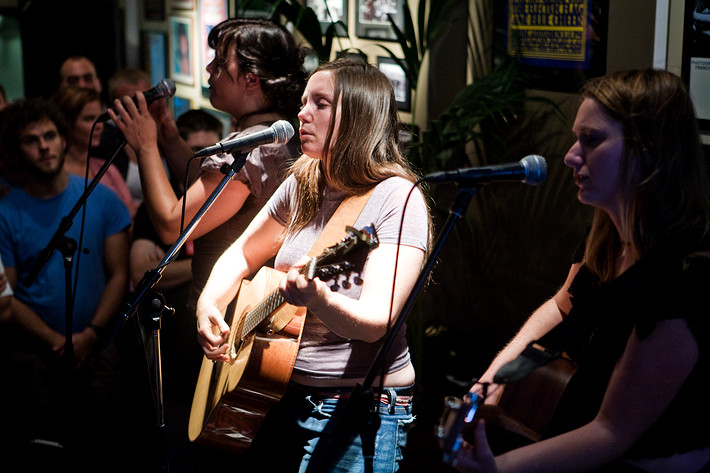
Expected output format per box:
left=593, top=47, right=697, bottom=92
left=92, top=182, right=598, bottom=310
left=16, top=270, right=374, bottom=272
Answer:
left=386, top=388, right=396, bottom=414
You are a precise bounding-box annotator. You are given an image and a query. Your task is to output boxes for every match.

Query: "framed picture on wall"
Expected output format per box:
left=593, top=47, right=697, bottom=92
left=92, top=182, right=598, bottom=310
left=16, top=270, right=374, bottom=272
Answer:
left=235, top=0, right=273, bottom=18
left=682, top=0, right=710, bottom=132
left=172, top=0, right=196, bottom=10
left=199, top=0, right=229, bottom=89
left=170, top=16, right=195, bottom=85
left=306, top=0, right=349, bottom=36
left=355, top=0, right=404, bottom=40
left=377, top=56, right=410, bottom=111
left=143, top=31, right=168, bottom=86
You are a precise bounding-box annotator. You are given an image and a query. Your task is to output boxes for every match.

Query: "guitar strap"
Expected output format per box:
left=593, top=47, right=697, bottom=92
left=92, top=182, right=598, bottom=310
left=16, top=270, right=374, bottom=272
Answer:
left=306, top=187, right=376, bottom=258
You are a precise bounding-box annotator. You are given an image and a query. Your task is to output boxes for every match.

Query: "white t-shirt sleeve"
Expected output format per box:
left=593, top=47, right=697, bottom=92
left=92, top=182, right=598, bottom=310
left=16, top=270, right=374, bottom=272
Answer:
left=0, top=256, right=13, bottom=297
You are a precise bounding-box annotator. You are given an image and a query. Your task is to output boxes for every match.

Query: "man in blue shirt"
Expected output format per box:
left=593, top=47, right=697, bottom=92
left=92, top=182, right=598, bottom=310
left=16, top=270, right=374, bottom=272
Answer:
left=0, top=98, right=130, bottom=468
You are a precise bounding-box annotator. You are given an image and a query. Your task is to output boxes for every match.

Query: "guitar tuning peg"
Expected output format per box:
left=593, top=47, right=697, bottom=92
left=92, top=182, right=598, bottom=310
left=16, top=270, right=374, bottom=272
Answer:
left=341, top=279, right=351, bottom=289
left=329, top=282, right=340, bottom=292
left=353, top=276, right=363, bottom=285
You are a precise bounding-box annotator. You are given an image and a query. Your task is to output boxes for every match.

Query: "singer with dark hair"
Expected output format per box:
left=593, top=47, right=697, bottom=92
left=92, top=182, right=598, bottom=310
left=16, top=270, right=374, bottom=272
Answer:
left=453, top=69, right=710, bottom=472
left=194, top=57, right=432, bottom=471
left=109, top=18, right=306, bottom=316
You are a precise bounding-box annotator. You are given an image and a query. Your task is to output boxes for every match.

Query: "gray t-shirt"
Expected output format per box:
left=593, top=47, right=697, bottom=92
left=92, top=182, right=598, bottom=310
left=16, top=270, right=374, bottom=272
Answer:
left=266, top=174, right=429, bottom=382
left=190, top=123, right=299, bottom=308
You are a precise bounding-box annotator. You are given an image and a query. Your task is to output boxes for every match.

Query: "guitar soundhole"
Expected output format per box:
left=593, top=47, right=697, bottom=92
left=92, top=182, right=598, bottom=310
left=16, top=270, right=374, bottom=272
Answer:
left=229, top=338, right=244, bottom=363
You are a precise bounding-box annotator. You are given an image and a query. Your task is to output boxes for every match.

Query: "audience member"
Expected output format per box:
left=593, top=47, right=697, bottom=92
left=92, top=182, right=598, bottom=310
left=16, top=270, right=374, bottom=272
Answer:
left=102, top=68, right=155, bottom=201
left=50, top=86, right=137, bottom=219
left=1, top=92, right=21, bottom=195
left=0, top=83, right=8, bottom=111
left=0, top=255, right=12, bottom=322
left=57, top=57, right=148, bottom=207
left=58, top=55, right=103, bottom=93
left=0, top=97, right=131, bottom=471
left=456, top=69, right=710, bottom=472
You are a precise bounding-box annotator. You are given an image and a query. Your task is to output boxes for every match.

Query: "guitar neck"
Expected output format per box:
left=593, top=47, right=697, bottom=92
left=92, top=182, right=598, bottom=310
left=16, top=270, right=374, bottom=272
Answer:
left=240, top=260, right=314, bottom=338
left=241, top=288, right=286, bottom=338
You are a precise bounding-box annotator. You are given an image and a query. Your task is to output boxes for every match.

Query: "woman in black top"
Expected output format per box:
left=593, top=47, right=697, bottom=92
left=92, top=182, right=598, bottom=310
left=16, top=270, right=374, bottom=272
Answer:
left=459, top=69, right=710, bottom=472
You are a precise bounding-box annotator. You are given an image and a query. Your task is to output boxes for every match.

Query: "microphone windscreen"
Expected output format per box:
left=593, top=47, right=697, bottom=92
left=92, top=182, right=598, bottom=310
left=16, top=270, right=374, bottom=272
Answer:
left=521, top=155, right=547, bottom=186
left=272, top=120, right=295, bottom=144
left=158, top=78, right=177, bottom=98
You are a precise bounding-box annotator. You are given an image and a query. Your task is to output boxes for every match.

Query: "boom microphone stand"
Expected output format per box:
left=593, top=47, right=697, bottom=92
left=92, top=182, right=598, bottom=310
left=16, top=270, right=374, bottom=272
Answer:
left=307, top=183, right=480, bottom=473
left=309, top=154, right=547, bottom=471
left=109, top=152, right=250, bottom=471
left=22, top=134, right=128, bottom=459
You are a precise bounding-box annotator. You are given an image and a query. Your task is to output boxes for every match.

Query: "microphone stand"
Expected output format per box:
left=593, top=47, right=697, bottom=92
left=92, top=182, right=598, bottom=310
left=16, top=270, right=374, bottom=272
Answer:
left=308, top=183, right=480, bottom=473
left=108, top=151, right=249, bottom=472
left=21, top=133, right=126, bottom=458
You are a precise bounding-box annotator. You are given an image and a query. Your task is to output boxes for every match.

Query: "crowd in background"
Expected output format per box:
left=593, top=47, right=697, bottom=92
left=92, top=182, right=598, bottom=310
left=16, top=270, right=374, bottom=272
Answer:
left=0, top=54, right=233, bottom=471
left=2, top=14, right=710, bottom=473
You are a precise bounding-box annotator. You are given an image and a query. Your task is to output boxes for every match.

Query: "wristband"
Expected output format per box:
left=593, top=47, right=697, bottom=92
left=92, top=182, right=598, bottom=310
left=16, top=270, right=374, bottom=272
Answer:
left=87, top=323, right=104, bottom=338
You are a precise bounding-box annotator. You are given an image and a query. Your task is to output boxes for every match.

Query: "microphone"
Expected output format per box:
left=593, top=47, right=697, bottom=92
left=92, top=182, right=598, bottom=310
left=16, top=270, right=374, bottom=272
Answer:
left=424, top=154, right=547, bottom=186
left=193, top=120, right=295, bottom=158
left=98, top=78, right=177, bottom=122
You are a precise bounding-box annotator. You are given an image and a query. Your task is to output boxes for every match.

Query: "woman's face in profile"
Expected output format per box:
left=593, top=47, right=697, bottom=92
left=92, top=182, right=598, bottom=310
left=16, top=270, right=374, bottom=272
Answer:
left=297, top=70, right=340, bottom=163
left=564, top=98, right=627, bottom=219
left=206, top=50, right=247, bottom=117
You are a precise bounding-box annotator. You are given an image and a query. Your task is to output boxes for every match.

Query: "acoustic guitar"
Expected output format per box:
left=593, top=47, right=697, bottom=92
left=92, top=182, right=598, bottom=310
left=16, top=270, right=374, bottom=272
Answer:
left=436, top=355, right=578, bottom=466
left=188, top=225, right=379, bottom=452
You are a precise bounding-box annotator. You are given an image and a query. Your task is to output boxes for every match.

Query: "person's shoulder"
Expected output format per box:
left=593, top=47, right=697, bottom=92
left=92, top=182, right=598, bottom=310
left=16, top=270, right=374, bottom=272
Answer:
left=373, top=175, right=423, bottom=199
left=0, top=186, right=28, bottom=209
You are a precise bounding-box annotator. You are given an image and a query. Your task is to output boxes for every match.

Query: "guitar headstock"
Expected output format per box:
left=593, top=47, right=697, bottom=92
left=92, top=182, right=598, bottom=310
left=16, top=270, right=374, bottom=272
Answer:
left=304, top=224, right=379, bottom=291
left=436, top=393, right=483, bottom=466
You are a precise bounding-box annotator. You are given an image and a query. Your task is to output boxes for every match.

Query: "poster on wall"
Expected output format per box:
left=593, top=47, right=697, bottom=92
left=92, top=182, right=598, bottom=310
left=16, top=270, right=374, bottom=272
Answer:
left=506, top=0, right=592, bottom=69
left=199, top=0, right=229, bottom=89
left=497, top=0, right=607, bottom=92
left=682, top=0, right=710, bottom=131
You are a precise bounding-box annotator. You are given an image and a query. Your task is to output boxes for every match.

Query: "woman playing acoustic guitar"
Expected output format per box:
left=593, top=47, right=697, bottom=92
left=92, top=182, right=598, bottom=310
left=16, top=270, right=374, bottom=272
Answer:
left=457, top=69, right=710, bottom=472
left=195, top=58, right=432, bottom=472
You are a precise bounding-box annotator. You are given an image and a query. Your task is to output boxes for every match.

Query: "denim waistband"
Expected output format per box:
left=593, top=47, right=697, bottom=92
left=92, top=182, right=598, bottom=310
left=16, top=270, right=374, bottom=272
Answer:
left=289, top=382, right=414, bottom=416
left=289, top=381, right=413, bottom=405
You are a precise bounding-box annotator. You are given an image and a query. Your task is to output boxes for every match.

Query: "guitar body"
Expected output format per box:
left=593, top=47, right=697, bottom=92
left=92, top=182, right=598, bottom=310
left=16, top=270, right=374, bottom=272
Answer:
left=437, top=356, right=578, bottom=465
left=188, top=225, right=379, bottom=452
left=495, top=355, right=578, bottom=439
left=188, top=266, right=306, bottom=452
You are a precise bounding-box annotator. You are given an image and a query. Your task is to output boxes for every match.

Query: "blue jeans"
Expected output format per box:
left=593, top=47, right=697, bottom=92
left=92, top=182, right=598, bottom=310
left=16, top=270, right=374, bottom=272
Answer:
left=244, top=383, right=415, bottom=473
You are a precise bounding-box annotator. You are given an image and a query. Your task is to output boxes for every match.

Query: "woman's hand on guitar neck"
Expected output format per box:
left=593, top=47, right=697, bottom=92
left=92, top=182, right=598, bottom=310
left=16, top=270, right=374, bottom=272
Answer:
left=469, top=380, right=504, bottom=406
left=196, top=303, right=232, bottom=362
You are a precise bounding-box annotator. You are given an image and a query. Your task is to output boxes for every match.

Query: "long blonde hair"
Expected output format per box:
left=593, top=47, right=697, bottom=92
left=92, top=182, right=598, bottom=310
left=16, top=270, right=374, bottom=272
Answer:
left=287, top=58, right=423, bottom=234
